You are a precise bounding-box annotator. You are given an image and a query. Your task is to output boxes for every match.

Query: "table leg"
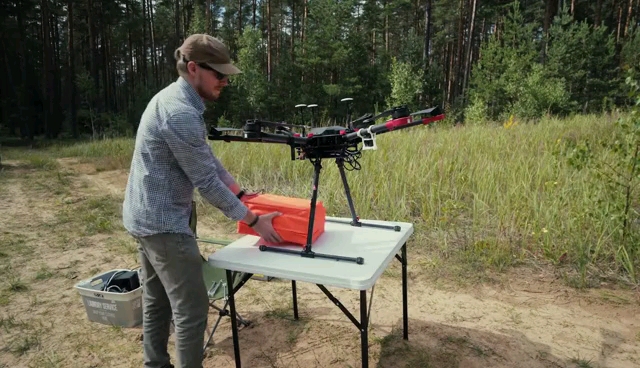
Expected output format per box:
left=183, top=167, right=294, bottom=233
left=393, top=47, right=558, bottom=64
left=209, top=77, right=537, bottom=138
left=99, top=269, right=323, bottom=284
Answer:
left=317, top=285, right=372, bottom=367
left=360, top=289, right=369, bottom=368
left=226, top=270, right=242, bottom=368
left=401, top=242, right=408, bottom=340
left=292, top=280, right=299, bottom=320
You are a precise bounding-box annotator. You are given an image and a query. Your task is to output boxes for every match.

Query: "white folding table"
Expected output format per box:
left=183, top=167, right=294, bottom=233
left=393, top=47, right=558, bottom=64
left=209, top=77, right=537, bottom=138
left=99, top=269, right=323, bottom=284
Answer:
left=207, top=216, right=414, bottom=368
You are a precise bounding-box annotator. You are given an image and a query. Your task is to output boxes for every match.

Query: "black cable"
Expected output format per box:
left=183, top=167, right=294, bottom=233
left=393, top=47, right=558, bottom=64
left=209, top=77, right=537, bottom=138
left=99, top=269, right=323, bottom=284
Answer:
left=343, top=146, right=362, bottom=171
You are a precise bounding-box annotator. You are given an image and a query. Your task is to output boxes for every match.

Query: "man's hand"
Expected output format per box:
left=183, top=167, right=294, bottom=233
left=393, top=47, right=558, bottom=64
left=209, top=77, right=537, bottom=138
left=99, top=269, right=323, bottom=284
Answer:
left=252, top=211, right=283, bottom=243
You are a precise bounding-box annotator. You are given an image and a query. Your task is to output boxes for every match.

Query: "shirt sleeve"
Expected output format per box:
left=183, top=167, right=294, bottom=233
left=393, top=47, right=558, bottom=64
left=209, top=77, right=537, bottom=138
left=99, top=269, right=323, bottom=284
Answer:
left=159, top=110, right=248, bottom=221
left=211, top=153, right=235, bottom=188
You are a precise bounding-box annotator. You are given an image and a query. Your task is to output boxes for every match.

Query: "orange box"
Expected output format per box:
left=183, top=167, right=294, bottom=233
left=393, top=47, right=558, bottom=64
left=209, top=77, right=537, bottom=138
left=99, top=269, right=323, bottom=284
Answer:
left=237, top=194, right=326, bottom=246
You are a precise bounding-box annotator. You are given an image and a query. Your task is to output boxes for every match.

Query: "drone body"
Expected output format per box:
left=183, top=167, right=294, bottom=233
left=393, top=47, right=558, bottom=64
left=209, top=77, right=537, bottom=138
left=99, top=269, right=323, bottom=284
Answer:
left=209, top=105, right=444, bottom=161
left=208, top=103, right=445, bottom=264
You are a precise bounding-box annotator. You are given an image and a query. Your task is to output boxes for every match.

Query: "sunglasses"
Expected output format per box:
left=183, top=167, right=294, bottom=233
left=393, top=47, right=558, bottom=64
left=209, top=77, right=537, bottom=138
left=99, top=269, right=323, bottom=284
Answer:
left=196, top=63, right=227, bottom=81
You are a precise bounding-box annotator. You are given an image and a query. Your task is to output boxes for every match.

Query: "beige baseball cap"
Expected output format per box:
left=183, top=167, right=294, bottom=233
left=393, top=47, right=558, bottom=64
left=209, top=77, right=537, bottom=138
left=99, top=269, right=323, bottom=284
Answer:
left=175, top=34, right=242, bottom=75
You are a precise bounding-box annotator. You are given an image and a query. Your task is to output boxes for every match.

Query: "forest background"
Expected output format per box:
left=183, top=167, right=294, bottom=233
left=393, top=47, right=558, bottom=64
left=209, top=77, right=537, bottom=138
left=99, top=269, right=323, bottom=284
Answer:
left=2, top=0, right=640, bottom=138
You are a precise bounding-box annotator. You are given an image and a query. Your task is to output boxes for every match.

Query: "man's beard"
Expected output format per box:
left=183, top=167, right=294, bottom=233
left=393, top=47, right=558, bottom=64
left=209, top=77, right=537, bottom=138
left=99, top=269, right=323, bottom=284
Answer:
left=195, top=81, right=219, bottom=102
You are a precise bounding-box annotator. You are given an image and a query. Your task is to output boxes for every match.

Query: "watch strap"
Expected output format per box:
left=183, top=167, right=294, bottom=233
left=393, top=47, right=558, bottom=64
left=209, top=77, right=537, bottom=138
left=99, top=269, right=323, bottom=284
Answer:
left=247, top=215, right=260, bottom=227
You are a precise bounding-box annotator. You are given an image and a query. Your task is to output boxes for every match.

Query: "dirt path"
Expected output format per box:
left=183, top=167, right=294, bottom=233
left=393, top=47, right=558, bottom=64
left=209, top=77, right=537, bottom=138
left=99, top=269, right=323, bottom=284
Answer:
left=0, top=158, right=638, bottom=368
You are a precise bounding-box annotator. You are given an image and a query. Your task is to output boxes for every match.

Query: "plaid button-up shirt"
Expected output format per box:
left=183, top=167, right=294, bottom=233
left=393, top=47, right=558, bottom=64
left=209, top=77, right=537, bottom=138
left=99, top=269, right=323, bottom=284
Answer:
left=123, top=77, right=247, bottom=238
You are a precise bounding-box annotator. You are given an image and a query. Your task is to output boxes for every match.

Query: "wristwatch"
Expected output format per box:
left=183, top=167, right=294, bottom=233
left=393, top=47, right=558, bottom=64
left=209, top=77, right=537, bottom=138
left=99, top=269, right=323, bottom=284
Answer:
left=247, top=215, right=260, bottom=227
left=236, top=189, right=245, bottom=199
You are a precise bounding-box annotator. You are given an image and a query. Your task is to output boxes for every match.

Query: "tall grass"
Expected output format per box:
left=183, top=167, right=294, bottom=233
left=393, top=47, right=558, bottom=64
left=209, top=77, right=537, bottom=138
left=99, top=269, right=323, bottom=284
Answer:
left=2, top=113, right=636, bottom=286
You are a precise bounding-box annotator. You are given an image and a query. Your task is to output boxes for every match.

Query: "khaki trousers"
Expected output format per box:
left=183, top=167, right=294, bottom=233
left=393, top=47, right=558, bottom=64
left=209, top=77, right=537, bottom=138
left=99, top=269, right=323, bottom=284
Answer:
left=135, top=233, right=208, bottom=368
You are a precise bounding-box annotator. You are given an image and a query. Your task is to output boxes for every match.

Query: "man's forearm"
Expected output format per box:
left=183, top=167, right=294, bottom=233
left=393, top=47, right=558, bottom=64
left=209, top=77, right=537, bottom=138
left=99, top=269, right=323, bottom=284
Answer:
left=228, top=181, right=241, bottom=196
left=241, top=209, right=259, bottom=225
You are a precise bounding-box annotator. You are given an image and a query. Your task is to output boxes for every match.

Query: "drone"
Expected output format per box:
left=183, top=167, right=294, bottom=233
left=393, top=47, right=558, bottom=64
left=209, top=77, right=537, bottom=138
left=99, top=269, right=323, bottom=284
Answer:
left=208, top=99, right=445, bottom=265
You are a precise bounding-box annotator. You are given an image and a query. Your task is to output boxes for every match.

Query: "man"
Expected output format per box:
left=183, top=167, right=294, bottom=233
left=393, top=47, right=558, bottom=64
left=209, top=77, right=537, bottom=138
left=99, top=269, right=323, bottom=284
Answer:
left=122, top=34, right=282, bottom=368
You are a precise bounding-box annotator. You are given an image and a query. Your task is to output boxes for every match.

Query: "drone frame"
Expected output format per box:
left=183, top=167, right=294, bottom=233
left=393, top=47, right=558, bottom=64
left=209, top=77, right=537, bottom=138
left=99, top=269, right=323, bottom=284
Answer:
left=208, top=103, right=445, bottom=265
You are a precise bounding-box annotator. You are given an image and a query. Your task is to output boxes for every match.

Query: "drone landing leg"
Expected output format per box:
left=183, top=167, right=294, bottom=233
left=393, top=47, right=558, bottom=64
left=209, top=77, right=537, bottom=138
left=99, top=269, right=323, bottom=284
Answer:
left=259, top=158, right=365, bottom=265
left=325, top=159, right=401, bottom=232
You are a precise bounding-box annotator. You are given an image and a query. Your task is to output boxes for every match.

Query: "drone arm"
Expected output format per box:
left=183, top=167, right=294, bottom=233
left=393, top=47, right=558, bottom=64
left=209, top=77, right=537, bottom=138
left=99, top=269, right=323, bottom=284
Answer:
left=376, top=113, right=444, bottom=132
left=259, top=131, right=309, bottom=146
left=343, top=110, right=445, bottom=142
left=348, top=113, right=374, bottom=127
left=366, top=108, right=395, bottom=123
left=208, top=130, right=309, bottom=147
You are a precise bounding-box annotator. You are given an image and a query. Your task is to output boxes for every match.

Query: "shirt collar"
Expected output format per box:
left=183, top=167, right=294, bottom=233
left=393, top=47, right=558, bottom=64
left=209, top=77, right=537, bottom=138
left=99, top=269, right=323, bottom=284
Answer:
left=176, top=76, right=205, bottom=114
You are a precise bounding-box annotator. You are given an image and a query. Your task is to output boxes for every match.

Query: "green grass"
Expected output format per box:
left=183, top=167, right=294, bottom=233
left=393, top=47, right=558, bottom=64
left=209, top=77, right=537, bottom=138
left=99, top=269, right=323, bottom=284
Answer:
left=1, top=137, right=135, bottom=171
left=1, top=113, right=637, bottom=287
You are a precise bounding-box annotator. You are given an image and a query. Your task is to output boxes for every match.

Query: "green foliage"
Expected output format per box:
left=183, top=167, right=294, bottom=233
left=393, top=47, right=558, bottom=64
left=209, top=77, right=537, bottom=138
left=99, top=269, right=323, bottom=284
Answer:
left=386, top=57, right=424, bottom=110
left=465, top=2, right=624, bottom=123
left=550, top=73, right=640, bottom=284
left=465, top=1, right=546, bottom=122
left=464, top=95, right=489, bottom=125
left=506, top=63, right=569, bottom=120
left=233, top=26, right=268, bottom=118
left=621, top=26, right=640, bottom=72
left=188, top=5, right=207, bottom=35
left=217, top=115, right=233, bottom=128
left=545, top=9, right=620, bottom=114
left=591, top=71, right=640, bottom=280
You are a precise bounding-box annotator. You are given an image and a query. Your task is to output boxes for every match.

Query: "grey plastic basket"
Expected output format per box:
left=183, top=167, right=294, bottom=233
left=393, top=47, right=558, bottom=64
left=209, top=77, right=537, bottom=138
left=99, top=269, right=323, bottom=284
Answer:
left=74, top=269, right=143, bottom=328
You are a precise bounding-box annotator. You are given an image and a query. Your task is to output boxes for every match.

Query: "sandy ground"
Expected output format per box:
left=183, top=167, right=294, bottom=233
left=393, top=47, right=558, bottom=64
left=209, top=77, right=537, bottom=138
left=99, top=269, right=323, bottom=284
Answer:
left=0, top=158, right=639, bottom=368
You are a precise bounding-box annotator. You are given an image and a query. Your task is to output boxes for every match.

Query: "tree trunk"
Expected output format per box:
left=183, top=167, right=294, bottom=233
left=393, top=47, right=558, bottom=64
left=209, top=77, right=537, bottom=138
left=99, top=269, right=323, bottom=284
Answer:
left=41, top=0, right=51, bottom=137
left=446, top=41, right=454, bottom=105
left=142, top=0, right=148, bottom=87
left=302, top=0, right=307, bottom=54
left=625, top=0, right=634, bottom=38
left=16, top=6, right=33, bottom=140
left=182, top=0, right=187, bottom=37
left=453, top=0, right=465, bottom=101
left=291, top=0, right=295, bottom=63
left=462, top=0, right=477, bottom=101
left=370, top=29, right=375, bottom=66
left=238, top=0, right=242, bottom=33
left=1, top=40, right=16, bottom=136
left=175, top=0, right=181, bottom=41
left=570, top=0, right=575, bottom=16
left=51, top=8, right=62, bottom=137
left=617, top=4, right=623, bottom=44
left=595, top=0, right=602, bottom=27
left=423, top=0, right=432, bottom=67
left=267, top=0, right=272, bottom=82
left=88, top=0, right=100, bottom=111
left=101, top=1, right=110, bottom=113
left=384, top=0, right=389, bottom=52
left=148, top=0, right=158, bottom=88
left=206, top=0, right=211, bottom=33
left=127, top=1, right=135, bottom=108
left=543, top=0, right=559, bottom=35
left=542, top=0, right=559, bottom=64
left=253, top=0, right=257, bottom=28
left=68, top=0, right=77, bottom=138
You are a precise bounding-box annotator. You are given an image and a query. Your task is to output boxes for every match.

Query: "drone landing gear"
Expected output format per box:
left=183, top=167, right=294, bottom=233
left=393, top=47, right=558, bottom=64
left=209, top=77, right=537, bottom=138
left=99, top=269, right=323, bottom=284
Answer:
left=258, top=245, right=364, bottom=265
left=326, top=158, right=401, bottom=232
left=259, top=156, right=400, bottom=265
left=259, top=158, right=365, bottom=265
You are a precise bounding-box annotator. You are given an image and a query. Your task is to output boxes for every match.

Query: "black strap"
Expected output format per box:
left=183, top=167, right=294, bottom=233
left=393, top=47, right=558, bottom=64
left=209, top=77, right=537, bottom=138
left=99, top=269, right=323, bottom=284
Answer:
left=247, top=215, right=260, bottom=227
